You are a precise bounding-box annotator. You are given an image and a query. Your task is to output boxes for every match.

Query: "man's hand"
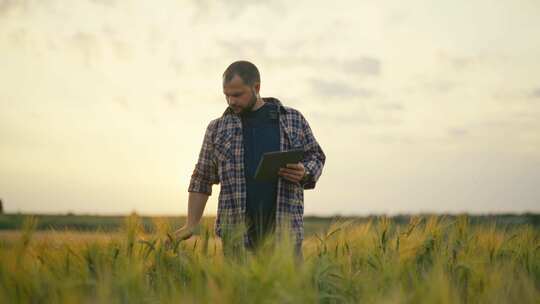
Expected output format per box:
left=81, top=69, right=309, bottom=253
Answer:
left=165, top=225, right=194, bottom=248
left=173, top=225, right=194, bottom=241
left=278, top=162, right=305, bottom=184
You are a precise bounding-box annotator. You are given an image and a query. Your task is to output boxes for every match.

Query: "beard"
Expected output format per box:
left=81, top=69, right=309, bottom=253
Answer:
left=235, top=88, right=258, bottom=116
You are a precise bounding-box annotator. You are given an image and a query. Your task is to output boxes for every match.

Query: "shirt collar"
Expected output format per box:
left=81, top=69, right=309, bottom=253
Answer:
left=222, top=97, right=288, bottom=116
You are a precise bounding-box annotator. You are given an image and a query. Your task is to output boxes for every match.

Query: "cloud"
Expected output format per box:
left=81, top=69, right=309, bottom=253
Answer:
left=384, top=8, right=409, bottom=27
left=6, top=28, right=28, bottom=48
left=262, top=54, right=383, bottom=78
left=101, top=25, right=133, bottom=61
left=310, top=109, right=402, bottom=127
left=458, top=115, right=539, bottom=135
left=89, top=0, right=117, bottom=7
left=448, top=128, right=469, bottom=138
left=342, top=57, right=381, bottom=77
left=370, top=133, right=416, bottom=145
left=309, top=78, right=375, bottom=99
left=216, top=40, right=382, bottom=78
left=69, top=32, right=101, bottom=66
left=530, top=87, right=540, bottom=99
left=437, top=51, right=510, bottom=71
left=113, top=97, right=130, bottom=111
left=192, top=0, right=286, bottom=21
left=437, top=51, right=485, bottom=70
left=494, top=87, right=540, bottom=102
left=163, top=91, right=177, bottom=108
left=217, top=39, right=267, bottom=58
left=377, top=102, right=404, bottom=111
left=423, top=80, right=458, bottom=94
left=447, top=56, right=480, bottom=70
left=0, top=0, right=28, bottom=17
left=215, top=42, right=383, bottom=81
left=170, top=61, right=183, bottom=76
left=310, top=111, right=372, bottom=125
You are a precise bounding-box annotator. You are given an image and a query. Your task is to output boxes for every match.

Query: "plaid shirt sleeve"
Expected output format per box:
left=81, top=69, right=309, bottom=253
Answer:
left=300, top=113, right=326, bottom=190
left=188, top=120, right=220, bottom=195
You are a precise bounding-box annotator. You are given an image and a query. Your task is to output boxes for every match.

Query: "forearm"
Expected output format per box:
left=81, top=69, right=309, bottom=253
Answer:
left=301, top=151, right=325, bottom=189
left=300, top=114, right=326, bottom=190
left=185, top=192, right=210, bottom=228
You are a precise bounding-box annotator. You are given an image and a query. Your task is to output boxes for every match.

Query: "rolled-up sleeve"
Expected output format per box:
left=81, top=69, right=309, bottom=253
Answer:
left=188, top=120, right=220, bottom=195
left=300, top=114, right=326, bottom=190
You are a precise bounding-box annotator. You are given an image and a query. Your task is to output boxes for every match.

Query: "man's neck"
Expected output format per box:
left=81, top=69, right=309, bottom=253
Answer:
left=250, top=97, right=265, bottom=112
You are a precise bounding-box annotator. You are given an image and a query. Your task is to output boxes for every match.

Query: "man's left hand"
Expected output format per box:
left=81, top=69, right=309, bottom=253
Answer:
left=278, top=162, right=305, bottom=184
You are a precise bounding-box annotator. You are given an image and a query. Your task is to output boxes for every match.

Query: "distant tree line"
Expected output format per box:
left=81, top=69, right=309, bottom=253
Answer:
left=0, top=213, right=538, bottom=233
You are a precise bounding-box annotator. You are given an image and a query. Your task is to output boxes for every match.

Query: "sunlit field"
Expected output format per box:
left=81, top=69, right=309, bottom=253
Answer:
left=0, top=215, right=538, bottom=303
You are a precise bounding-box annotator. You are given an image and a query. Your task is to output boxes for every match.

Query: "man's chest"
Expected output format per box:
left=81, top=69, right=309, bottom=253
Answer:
left=241, top=114, right=280, bottom=149
left=213, top=113, right=304, bottom=167
left=241, top=117, right=281, bottom=176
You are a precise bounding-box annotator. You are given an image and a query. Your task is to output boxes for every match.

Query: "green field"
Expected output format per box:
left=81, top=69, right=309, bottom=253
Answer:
left=1, top=213, right=538, bottom=235
left=0, top=214, right=539, bottom=303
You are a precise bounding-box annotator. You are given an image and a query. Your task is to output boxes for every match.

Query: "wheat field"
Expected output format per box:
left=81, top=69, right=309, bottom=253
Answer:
left=0, top=215, right=538, bottom=303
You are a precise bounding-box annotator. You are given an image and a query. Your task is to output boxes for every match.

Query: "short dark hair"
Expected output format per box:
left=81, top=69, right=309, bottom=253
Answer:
left=223, top=60, right=260, bottom=86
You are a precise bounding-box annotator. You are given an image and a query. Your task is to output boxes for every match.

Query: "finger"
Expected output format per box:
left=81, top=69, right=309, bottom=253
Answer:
left=280, top=174, right=297, bottom=183
left=286, top=163, right=302, bottom=169
left=280, top=166, right=303, bottom=173
left=179, top=231, right=193, bottom=240
left=279, top=168, right=304, bottom=177
left=280, top=171, right=301, bottom=182
left=280, top=167, right=300, bottom=174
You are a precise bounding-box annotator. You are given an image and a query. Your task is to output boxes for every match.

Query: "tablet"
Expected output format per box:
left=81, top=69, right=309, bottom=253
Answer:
left=254, top=149, right=305, bottom=182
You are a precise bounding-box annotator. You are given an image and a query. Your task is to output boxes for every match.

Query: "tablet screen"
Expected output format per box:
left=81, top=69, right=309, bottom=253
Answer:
left=254, top=149, right=304, bottom=182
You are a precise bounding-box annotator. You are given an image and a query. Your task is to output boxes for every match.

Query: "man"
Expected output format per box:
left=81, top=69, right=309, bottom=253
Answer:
left=174, top=60, right=325, bottom=258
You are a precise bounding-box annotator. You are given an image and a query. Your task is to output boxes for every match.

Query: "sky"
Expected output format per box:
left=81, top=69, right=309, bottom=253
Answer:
left=1, top=0, right=539, bottom=216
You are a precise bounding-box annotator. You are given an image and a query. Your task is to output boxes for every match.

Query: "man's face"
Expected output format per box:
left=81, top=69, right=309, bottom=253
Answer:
left=223, top=74, right=259, bottom=115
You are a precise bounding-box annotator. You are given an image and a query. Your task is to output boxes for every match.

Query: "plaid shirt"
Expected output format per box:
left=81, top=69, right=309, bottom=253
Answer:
left=188, top=97, right=326, bottom=247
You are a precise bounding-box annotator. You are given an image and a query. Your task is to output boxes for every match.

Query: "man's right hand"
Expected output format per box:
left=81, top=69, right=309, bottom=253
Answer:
left=164, top=225, right=194, bottom=249
left=173, top=225, right=194, bottom=241
left=166, top=191, right=210, bottom=247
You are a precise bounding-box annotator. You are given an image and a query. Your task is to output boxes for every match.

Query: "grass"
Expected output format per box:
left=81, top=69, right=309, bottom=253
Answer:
left=0, top=214, right=538, bottom=303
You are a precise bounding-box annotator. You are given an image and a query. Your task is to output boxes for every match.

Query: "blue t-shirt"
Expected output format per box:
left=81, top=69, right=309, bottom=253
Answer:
left=240, top=102, right=280, bottom=243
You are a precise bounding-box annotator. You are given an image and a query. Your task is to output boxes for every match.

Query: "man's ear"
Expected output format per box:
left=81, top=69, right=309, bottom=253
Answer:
left=253, top=82, right=261, bottom=95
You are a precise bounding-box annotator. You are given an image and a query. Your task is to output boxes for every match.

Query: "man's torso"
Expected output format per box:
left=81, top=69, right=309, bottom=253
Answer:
left=205, top=97, right=308, bottom=246
left=241, top=102, right=280, bottom=246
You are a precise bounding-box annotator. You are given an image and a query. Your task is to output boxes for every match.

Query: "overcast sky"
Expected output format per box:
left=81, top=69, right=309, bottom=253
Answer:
left=1, top=0, right=539, bottom=216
